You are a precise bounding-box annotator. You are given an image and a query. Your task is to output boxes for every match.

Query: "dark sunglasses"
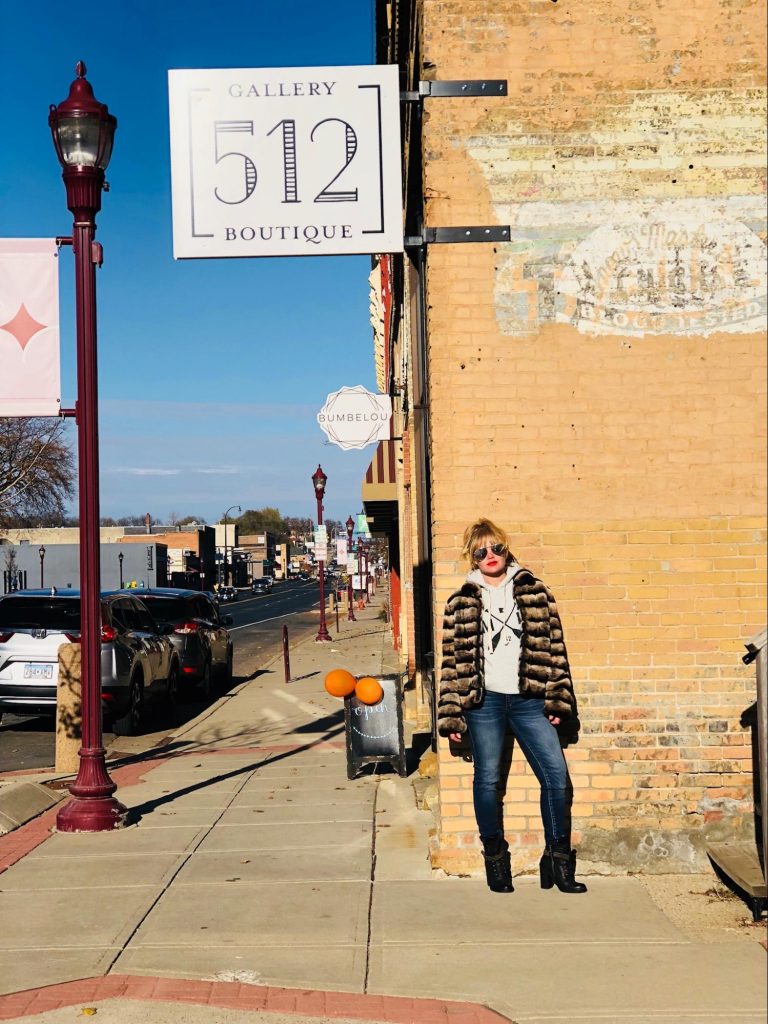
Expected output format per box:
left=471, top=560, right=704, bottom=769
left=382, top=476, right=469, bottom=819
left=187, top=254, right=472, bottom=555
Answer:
left=473, top=543, right=507, bottom=562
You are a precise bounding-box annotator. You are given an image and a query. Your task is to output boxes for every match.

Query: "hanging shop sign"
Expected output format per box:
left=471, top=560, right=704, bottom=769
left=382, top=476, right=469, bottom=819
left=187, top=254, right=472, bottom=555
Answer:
left=0, top=239, right=60, bottom=417
left=168, top=65, right=403, bottom=259
left=317, top=385, right=391, bottom=450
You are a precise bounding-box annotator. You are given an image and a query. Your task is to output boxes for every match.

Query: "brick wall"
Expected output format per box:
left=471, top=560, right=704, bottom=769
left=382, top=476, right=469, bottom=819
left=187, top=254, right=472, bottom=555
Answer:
left=418, top=0, right=767, bottom=872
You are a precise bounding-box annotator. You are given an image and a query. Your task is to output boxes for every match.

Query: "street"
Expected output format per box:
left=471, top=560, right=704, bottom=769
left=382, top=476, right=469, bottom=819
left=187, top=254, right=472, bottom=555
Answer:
left=0, top=580, right=331, bottom=773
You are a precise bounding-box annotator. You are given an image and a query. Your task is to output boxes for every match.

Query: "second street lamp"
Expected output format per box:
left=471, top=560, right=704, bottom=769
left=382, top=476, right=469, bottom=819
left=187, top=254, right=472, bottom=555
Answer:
left=118, top=551, right=124, bottom=590
left=312, top=465, right=332, bottom=642
left=39, top=546, right=46, bottom=589
left=50, top=62, right=126, bottom=832
left=222, top=505, right=241, bottom=586
left=345, top=515, right=356, bottom=622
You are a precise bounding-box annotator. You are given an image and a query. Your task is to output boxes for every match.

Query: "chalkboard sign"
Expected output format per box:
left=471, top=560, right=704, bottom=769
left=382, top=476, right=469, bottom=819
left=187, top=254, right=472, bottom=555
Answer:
left=344, top=674, right=406, bottom=779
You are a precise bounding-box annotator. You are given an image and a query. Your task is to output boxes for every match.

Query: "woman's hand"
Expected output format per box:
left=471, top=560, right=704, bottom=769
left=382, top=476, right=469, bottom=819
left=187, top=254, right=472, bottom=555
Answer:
left=547, top=715, right=561, bottom=726
left=449, top=732, right=462, bottom=743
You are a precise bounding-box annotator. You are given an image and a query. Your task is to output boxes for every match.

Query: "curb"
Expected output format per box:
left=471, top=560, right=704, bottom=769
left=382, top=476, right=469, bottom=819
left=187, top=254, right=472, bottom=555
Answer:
left=0, top=974, right=511, bottom=1023
left=0, top=782, right=64, bottom=835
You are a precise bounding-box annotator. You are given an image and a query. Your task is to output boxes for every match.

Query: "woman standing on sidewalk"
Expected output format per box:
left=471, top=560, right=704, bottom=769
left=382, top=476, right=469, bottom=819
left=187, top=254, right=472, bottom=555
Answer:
left=437, top=518, right=587, bottom=895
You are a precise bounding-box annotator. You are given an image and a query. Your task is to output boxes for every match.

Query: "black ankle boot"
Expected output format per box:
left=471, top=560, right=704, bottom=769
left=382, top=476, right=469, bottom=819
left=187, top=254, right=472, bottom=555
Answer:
left=482, top=836, right=514, bottom=893
left=540, top=839, right=587, bottom=894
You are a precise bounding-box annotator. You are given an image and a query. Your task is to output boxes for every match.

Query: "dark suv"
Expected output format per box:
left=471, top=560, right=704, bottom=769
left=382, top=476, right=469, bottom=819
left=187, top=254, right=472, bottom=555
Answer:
left=130, top=588, right=233, bottom=700
left=0, top=590, right=179, bottom=736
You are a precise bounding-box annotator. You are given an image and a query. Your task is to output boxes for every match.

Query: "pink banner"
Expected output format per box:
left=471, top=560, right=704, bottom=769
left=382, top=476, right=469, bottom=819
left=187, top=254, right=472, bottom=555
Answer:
left=0, top=238, right=61, bottom=417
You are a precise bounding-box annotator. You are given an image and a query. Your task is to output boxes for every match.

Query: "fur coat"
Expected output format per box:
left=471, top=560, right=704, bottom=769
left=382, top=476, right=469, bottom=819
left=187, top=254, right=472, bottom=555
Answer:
left=437, top=568, right=579, bottom=739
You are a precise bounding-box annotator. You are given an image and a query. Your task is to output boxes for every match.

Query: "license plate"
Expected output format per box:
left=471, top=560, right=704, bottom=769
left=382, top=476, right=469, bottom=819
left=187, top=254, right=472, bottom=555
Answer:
left=23, top=664, right=54, bottom=680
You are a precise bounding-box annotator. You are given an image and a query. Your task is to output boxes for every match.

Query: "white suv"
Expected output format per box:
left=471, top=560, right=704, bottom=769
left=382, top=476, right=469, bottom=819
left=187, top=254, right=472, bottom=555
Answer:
left=0, top=590, right=179, bottom=735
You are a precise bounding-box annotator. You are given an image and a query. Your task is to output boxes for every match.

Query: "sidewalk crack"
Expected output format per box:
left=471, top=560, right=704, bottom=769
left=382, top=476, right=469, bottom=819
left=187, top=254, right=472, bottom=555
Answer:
left=103, top=763, right=261, bottom=975
left=362, top=773, right=380, bottom=994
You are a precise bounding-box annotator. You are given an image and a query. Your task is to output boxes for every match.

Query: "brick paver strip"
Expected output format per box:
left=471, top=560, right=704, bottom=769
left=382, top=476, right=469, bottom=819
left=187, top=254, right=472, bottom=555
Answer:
left=0, top=756, right=173, bottom=874
left=0, top=976, right=510, bottom=1023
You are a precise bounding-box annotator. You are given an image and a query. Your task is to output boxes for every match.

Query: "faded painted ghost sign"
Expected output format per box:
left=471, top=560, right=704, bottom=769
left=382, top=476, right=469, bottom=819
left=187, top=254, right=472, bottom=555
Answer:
left=168, top=65, right=403, bottom=258
left=556, top=216, right=766, bottom=337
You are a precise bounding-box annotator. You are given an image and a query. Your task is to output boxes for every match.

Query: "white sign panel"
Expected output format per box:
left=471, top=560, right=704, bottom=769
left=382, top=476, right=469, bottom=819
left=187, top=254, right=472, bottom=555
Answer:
left=169, top=65, right=403, bottom=258
left=317, top=385, right=392, bottom=450
left=336, top=538, right=348, bottom=563
left=0, top=239, right=60, bottom=417
left=313, top=528, right=327, bottom=560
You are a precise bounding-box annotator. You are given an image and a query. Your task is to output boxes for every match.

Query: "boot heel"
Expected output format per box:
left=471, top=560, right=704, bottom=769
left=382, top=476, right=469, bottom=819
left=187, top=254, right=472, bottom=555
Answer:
left=539, top=853, right=554, bottom=889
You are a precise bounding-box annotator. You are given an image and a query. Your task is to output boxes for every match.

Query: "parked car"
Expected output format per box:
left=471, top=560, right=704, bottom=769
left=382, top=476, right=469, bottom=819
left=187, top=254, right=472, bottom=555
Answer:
left=129, top=588, right=233, bottom=699
left=0, top=590, right=179, bottom=736
left=251, top=577, right=273, bottom=594
left=217, top=586, right=238, bottom=602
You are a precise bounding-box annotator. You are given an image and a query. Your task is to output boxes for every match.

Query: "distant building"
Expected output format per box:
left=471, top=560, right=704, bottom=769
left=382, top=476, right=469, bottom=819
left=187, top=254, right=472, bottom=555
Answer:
left=238, top=532, right=277, bottom=580
left=2, top=541, right=168, bottom=593
left=1, top=522, right=216, bottom=591
left=119, top=526, right=216, bottom=590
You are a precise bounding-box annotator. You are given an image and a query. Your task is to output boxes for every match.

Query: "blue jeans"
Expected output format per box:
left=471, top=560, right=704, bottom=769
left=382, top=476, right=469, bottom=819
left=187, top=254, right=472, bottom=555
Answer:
left=465, top=692, right=572, bottom=846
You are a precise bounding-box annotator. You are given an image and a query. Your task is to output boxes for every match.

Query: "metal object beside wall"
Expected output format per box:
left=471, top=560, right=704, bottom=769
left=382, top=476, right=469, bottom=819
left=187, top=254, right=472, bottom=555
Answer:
left=743, top=626, right=767, bottom=883
left=706, top=626, right=767, bottom=921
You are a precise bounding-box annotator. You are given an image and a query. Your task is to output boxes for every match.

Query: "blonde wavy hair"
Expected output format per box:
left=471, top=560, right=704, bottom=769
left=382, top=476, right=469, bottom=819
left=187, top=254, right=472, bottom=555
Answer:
left=461, top=518, right=515, bottom=565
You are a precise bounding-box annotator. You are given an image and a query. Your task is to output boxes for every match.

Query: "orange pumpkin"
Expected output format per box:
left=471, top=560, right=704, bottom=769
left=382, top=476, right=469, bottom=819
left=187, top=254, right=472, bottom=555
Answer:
left=355, top=676, right=384, bottom=705
left=324, top=668, right=357, bottom=698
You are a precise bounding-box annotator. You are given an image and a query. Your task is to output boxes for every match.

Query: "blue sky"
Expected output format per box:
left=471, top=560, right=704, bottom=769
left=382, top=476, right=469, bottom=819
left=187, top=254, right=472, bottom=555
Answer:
left=0, top=0, right=380, bottom=524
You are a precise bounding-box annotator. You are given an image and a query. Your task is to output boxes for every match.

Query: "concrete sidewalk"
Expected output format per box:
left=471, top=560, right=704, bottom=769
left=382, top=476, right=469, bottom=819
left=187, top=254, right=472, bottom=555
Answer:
left=0, top=592, right=765, bottom=1024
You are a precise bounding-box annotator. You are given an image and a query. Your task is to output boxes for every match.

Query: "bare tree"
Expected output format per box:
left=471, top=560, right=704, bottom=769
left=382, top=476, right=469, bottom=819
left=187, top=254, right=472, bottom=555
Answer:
left=0, top=418, right=75, bottom=528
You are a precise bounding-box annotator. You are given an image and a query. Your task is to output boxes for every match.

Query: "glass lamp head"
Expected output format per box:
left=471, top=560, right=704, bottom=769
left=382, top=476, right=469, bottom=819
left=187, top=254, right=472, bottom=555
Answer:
left=312, top=464, right=327, bottom=499
left=49, top=62, right=116, bottom=171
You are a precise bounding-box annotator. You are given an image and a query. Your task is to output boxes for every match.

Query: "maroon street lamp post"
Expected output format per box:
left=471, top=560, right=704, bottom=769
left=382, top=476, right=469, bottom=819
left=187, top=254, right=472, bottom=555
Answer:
left=312, top=465, right=332, bottom=642
left=39, top=546, right=46, bottom=589
left=50, top=63, right=126, bottom=832
left=362, top=540, right=371, bottom=604
left=356, top=534, right=363, bottom=608
left=345, top=515, right=356, bottom=621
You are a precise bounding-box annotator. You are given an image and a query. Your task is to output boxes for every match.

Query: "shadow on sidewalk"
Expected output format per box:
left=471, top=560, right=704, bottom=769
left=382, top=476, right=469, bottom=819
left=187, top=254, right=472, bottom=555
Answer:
left=293, top=709, right=344, bottom=734
left=329, top=629, right=387, bottom=643
left=125, top=725, right=348, bottom=825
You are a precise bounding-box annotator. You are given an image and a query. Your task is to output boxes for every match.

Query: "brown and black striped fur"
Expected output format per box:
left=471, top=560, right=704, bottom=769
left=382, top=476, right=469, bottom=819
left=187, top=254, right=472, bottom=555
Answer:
left=437, top=571, right=579, bottom=739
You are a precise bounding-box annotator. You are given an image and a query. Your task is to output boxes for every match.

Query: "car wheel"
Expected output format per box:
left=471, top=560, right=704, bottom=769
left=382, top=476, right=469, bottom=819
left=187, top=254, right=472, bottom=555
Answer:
left=164, top=663, right=179, bottom=713
left=219, top=649, right=234, bottom=689
left=113, top=675, right=144, bottom=737
left=199, top=658, right=214, bottom=701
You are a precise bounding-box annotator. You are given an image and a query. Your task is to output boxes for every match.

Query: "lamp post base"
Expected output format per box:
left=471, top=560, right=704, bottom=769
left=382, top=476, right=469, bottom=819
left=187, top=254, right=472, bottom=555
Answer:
left=56, top=794, right=128, bottom=832
left=56, top=747, right=128, bottom=832
left=314, top=630, right=333, bottom=643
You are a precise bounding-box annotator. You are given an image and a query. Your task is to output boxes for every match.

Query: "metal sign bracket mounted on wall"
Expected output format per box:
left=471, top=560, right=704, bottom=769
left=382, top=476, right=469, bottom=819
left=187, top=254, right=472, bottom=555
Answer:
left=400, top=80, right=508, bottom=101
left=404, top=226, right=510, bottom=248
left=400, top=80, right=510, bottom=248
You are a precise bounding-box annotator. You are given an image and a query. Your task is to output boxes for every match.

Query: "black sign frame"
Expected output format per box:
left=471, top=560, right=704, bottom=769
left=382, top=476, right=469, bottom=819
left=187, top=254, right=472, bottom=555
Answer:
left=344, top=674, right=406, bottom=779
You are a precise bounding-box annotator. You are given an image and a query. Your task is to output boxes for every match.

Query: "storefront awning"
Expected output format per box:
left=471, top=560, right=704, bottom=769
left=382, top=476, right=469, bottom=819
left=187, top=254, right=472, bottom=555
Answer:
left=362, top=439, right=398, bottom=535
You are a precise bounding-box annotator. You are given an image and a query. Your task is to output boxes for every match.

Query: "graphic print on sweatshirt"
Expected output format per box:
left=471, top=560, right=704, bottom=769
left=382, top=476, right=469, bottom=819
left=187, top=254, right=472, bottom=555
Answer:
left=483, top=599, right=523, bottom=656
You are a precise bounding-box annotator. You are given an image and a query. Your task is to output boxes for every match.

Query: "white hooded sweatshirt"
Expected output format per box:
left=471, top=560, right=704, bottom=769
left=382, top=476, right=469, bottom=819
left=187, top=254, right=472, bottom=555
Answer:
left=467, top=563, right=524, bottom=694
